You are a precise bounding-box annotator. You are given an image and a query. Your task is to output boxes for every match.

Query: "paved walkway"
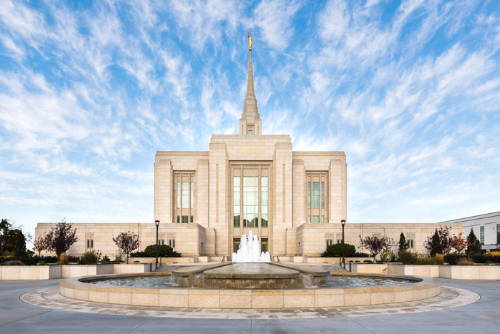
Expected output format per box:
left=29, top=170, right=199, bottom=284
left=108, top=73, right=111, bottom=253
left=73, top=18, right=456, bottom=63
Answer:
left=0, top=279, right=499, bottom=333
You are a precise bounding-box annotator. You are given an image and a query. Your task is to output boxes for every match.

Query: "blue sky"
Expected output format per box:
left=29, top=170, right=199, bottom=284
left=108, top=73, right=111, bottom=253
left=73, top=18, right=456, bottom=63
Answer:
left=0, top=0, right=499, bottom=237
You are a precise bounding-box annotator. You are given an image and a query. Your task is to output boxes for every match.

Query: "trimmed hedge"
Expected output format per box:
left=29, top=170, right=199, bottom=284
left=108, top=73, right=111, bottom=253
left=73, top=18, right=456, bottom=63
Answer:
left=444, top=254, right=465, bottom=265
left=471, top=254, right=500, bottom=264
left=0, top=255, right=78, bottom=265
left=131, top=244, right=181, bottom=258
left=398, top=251, right=444, bottom=265
left=321, top=243, right=356, bottom=257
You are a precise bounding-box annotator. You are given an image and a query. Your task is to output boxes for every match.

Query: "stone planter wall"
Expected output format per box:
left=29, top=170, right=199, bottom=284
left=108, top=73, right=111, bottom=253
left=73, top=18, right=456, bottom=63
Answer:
left=388, top=264, right=441, bottom=278
left=351, top=264, right=388, bottom=274
left=352, top=263, right=500, bottom=280
left=111, top=264, right=151, bottom=274
left=0, top=265, right=53, bottom=280
left=61, top=264, right=114, bottom=278
left=0, top=263, right=150, bottom=280
left=439, top=265, right=500, bottom=280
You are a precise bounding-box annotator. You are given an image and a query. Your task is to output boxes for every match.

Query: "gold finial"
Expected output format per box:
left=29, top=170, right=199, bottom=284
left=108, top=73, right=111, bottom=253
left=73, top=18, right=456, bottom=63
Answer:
left=248, top=34, right=252, bottom=51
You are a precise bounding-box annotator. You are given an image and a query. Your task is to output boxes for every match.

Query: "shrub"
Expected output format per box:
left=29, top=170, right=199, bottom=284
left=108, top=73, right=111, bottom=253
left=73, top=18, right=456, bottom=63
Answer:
left=35, top=256, right=58, bottom=264
left=0, top=255, right=61, bottom=265
left=425, top=227, right=452, bottom=256
left=144, top=244, right=181, bottom=257
left=398, top=233, right=409, bottom=252
left=471, top=254, right=500, bottom=264
left=487, top=251, right=500, bottom=256
left=398, top=250, right=417, bottom=264
left=321, top=243, right=356, bottom=257
left=379, top=248, right=396, bottom=262
left=79, top=250, right=101, bottom=265
left=415, top=257, right=434, bottom=265
left=352, top=252, right=370, bottom=257
left=457, top=258, right=474, bottom=265
left=466, top=230, right=482, bottom=256
left=450, top=233, right=467, bottom=254
left=359, top=235, right=393, bottom=260
left=444, top=253, right=465, bottom=265
left=130, top=251, right=147, bottom=257
left=434, top=254, right=445, bottom=264
left=2, top=260, right=24, bottom=265
left=58, top=253, right=70, bottom=264
left=101, top=256, right=111, bottom=264
left=363, top=260, right=373, bottom=263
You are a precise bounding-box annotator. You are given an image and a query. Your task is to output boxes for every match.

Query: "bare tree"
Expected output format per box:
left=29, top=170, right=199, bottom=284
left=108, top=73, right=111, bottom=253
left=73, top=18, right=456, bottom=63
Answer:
left=45, top=220, right=78, bottom=258
left=113, top=232, right=139, bottom=264
left=360, top=235, right=393, bottom=261
left=34, top=235, right=50, bottom=256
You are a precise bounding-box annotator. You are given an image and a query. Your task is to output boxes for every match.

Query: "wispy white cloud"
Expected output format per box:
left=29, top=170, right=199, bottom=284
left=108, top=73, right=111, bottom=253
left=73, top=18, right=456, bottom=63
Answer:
left=0, top=0, right=498, bottom=236
left=252, top=0, right=300, bottom=51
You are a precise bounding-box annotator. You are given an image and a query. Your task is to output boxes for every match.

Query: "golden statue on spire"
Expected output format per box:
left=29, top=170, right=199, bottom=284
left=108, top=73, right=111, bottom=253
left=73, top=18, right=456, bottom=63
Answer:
left=248, top=34, right=252, bottom=51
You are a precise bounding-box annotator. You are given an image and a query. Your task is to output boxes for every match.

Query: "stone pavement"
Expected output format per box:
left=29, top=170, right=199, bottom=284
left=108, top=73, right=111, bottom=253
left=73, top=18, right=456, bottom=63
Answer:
left=0, top=278, right=499, bottom=333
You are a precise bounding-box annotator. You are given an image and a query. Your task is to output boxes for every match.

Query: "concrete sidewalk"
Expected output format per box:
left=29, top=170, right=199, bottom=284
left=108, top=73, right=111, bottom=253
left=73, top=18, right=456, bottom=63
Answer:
left=0, top=278, right=499, bottom=333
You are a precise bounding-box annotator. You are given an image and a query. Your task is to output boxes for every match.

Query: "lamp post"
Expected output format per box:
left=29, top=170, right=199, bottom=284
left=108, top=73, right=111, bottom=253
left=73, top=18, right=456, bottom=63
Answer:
left=341, top=219, right=346, bottom=269
left=155, top=219, right=160, bottom=270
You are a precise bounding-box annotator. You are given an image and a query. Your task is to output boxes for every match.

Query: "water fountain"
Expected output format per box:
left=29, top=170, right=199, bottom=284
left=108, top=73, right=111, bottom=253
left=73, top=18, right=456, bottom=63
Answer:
left=231, top=231, right=271, bottom=263
left=58, top=231, right=441, bottom=309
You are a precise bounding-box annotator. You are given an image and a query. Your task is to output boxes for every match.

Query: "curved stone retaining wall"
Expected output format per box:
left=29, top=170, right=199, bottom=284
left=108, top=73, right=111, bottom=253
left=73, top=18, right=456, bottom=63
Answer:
left=59, top=273, right=439, bottom=309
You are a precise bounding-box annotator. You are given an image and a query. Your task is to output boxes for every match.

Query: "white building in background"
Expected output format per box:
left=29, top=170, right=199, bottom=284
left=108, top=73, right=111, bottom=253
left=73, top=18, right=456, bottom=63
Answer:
left=440, top=211, right=500, bottom=251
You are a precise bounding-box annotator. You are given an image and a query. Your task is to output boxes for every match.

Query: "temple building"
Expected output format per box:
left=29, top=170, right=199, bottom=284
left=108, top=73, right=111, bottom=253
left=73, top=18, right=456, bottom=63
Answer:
left=152, top=37, right=347, bottom=258
left=36, top=39, right=497, bottom=260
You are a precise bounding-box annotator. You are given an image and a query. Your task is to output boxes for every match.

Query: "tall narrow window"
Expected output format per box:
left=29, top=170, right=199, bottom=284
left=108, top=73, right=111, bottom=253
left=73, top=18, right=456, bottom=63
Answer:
left=497, top=224, right=500, bottom=245
left=243, top=176, right=258, bottom=227
left=85, top=232, right=94, bottom=249
left=231, top=165, right=270, bottom=231
left=480, top=226, right=485, bottom=244
left=306, top=172, right=328, bottom=223
left=261, top=176, right=268, bottom=227
left=233, top=176, right=241, bottom=227
left=174, top=172, right=195, bottom=223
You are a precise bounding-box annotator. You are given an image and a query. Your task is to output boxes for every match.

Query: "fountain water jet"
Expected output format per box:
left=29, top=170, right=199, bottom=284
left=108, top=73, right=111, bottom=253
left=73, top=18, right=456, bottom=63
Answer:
left=231, top=231, right=271, bottom=262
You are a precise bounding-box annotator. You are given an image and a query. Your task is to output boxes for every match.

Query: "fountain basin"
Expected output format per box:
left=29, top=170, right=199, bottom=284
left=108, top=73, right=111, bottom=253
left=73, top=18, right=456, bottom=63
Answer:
left=59, top=267, right=440, bottom=309
left=172, top=263, right=328, bottom=288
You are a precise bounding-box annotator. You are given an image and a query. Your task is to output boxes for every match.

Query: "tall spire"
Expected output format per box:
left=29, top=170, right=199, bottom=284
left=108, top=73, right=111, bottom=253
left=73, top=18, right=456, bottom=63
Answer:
left=246, top=34, right=255, bottom=97
left=240, top=34, right=262, bottom=135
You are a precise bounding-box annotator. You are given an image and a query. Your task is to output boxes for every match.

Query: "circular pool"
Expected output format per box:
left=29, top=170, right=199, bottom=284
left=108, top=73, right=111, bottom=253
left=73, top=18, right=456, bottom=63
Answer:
left=59, top=263, right=440, bottom=309
left=89, top=273, right=414, bottom=289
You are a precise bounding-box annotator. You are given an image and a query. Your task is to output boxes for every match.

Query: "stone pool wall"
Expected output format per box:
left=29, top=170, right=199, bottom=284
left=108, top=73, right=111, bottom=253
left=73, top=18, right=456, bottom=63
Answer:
left=59, top=273, right=439, bottom=309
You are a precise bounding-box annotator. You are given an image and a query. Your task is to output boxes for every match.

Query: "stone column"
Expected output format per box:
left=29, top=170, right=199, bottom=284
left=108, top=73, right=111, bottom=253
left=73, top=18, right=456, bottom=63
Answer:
left=154, top=158, right=173, bottom=224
